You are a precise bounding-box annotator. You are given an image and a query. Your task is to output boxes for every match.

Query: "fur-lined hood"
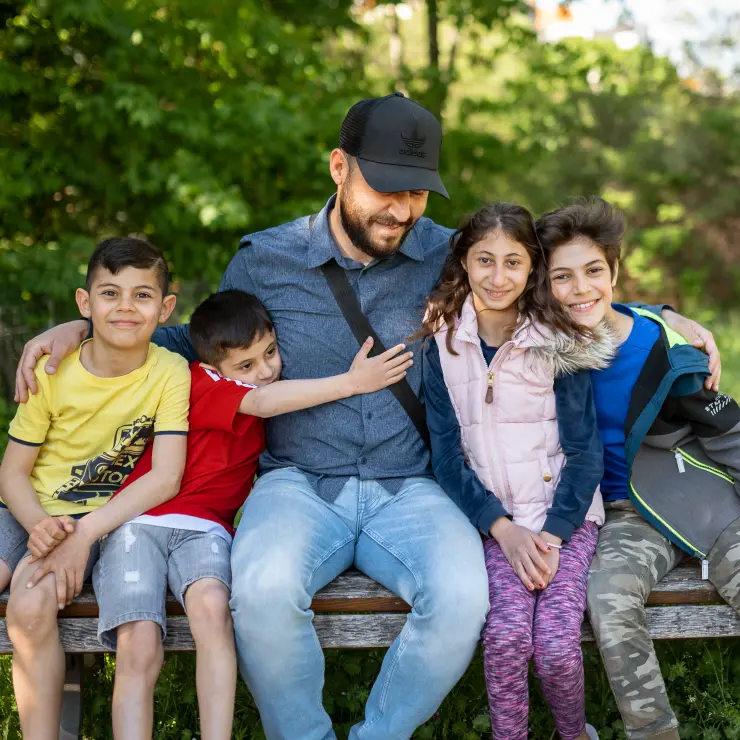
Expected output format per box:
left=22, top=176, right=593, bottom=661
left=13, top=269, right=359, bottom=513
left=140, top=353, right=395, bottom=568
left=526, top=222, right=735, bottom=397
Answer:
left=450, top=293, right=618, bottom=377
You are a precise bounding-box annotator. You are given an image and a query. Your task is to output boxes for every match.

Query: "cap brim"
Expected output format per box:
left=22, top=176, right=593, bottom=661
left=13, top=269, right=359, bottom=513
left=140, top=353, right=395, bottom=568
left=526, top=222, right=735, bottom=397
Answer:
left=356, top=158, right=450, bottom=199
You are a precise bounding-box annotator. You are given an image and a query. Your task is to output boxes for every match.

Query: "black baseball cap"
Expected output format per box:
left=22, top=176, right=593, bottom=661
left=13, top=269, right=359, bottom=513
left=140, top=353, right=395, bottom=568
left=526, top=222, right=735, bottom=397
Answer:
left=339, top=92, right=449, bottom=199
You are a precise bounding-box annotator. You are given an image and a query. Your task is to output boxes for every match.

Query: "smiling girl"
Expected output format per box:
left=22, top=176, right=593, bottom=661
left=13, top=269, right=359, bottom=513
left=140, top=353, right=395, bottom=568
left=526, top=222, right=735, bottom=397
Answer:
left=420, top=202, right=612, bottom=740
left=539, top=198, right=740, bottom=740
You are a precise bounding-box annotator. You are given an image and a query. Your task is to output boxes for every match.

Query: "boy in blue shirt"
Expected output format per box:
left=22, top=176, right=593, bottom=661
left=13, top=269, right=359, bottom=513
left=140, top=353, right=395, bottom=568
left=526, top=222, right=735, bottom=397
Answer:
left=540, top=198, right=740, bottom=740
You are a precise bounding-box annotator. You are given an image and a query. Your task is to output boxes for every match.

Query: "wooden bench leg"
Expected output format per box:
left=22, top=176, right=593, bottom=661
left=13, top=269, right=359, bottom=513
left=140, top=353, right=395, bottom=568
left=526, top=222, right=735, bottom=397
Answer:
left=59, top=653, right=83, bottom=740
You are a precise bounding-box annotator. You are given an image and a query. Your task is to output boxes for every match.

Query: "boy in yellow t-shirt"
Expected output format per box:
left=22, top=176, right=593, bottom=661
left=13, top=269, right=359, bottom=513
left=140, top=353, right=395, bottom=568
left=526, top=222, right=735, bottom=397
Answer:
left=0, top=237, right=190, bottom=738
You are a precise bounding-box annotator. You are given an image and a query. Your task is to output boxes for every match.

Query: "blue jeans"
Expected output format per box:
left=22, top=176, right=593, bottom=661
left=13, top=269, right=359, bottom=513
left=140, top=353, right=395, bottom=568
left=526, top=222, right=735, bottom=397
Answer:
left=229, top=468, right=489, bottom=740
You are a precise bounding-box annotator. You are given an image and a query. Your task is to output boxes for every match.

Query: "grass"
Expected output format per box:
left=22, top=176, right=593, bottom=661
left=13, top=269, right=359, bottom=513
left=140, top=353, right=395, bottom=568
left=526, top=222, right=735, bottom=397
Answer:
left=4, top=640, right=740, bottom=738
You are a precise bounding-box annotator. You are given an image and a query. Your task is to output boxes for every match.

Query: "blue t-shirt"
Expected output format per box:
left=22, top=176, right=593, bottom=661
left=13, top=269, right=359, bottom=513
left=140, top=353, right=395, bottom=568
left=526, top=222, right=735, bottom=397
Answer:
left=480, top=337, right=498, bottom=364
left=591, top=306, right=660, bottom=500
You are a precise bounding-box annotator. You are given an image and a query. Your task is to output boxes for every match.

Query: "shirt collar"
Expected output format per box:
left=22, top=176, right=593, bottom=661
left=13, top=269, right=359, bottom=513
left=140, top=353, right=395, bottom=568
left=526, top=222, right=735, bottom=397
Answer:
left=306, top=194, right=426, bottom=269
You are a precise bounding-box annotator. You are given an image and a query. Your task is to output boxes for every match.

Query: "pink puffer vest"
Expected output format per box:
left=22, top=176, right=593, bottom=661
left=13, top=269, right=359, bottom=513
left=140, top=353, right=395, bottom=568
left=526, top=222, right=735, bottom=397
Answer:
left=434, top=294, right=606, bottom=534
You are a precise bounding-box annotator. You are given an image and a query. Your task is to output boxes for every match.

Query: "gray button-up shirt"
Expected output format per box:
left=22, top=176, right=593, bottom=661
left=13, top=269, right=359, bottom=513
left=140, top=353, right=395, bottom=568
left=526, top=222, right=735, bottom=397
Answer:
left=154, top=195, right=452, bottom=501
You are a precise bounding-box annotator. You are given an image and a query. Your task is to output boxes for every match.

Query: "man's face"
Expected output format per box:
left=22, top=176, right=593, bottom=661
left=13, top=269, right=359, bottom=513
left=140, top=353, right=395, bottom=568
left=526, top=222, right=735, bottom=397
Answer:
left=338, top=163, right=429, bottom=261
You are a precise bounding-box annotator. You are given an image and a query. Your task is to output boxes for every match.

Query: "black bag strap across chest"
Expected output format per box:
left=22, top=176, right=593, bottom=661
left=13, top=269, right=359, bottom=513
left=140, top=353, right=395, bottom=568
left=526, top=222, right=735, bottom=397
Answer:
left=310, top=212, right=430, bottom=449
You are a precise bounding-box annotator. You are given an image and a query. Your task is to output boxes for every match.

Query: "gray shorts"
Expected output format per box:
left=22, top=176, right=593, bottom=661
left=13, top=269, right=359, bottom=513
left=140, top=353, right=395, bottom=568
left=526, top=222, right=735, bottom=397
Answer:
left=0, top=507, right=99, bottom=579
left=0, top=506, right=29, bottom=574
left=93, top=522, right=232, bottom=650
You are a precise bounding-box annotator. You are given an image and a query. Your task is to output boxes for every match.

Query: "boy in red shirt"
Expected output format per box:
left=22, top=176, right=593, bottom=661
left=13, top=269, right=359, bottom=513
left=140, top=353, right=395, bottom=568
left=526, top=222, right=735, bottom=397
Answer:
left=92, top=289, right=413, bottom=740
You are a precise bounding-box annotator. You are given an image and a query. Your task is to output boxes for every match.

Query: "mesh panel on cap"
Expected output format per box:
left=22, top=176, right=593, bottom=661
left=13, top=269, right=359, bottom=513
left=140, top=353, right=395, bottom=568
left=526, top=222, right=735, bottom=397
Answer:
left=338, top=98, right=380, bottom=156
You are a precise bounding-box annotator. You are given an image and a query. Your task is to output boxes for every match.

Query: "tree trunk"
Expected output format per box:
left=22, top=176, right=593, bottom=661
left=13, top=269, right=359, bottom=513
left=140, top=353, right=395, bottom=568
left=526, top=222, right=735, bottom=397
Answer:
left=425, top=0, right=444, bottom=117
left=427, top=0, right=439, bottom=71
left=390, top=9, right=404, bottom=85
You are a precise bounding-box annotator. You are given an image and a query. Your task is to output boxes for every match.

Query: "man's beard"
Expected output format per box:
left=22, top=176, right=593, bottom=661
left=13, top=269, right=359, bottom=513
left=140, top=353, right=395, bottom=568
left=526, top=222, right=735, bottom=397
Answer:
left=339, top=190, right=414, bottom=261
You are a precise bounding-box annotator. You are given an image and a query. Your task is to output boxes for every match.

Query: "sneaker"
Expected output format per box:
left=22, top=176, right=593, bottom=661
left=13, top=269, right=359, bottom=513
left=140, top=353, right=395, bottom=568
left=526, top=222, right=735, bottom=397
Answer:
left=585, top=724, right=599, bottom=740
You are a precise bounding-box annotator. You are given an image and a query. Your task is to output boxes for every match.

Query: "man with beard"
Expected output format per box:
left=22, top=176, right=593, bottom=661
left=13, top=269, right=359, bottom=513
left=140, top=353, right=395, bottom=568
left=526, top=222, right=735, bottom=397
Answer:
left=212, top=94, right=492, bottom=740
left=13, top=93, right=721, bottom=740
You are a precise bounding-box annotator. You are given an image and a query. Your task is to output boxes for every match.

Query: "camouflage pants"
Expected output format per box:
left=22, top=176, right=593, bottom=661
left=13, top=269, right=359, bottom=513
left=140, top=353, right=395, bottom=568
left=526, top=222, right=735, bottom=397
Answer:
left=587, top=501, right=740, bottom=740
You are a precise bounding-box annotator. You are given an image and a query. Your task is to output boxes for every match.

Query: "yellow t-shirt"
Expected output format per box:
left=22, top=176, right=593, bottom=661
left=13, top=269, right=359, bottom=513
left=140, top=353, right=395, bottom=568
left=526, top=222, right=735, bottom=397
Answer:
left=7, top=341, right=191, bottom=516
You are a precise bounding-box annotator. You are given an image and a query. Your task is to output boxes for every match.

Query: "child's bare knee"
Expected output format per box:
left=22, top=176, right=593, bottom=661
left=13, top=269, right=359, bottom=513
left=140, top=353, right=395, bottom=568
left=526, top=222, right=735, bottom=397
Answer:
left=6, top=580, right=59, bottom=646
left=116, top=621, right=163, bottom=676
left=186, top=580, right=232, bottom=640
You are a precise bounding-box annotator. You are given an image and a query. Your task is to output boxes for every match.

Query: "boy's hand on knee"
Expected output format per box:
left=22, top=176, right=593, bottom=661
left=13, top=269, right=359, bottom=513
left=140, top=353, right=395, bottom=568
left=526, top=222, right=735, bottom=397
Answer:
left=26, top=527, right=93, bottom=609
left=27, top=515, right=75, bottom=562
left=491, top=518, right=552, bottom=591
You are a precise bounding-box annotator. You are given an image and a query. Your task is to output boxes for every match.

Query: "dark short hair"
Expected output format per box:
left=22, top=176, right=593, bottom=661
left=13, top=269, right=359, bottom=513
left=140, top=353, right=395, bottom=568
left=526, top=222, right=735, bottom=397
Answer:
left=536, top=197, right=625, bottom=274
left=189, top=290, right=274, bottom=367
left=86, top=237, right=169, bottom=295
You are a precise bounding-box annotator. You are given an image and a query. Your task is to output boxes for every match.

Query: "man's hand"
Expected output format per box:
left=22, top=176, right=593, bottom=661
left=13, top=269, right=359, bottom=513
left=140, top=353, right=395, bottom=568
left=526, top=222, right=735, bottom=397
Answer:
left=15, top=319, right=89, bottom=402
left=538, top=531, right=562, bottom=588
left=490, top=517, right=551, bottom=591
left=26, top=526, right=94, bottom=609
left=661, top=310, right=721, bottom=391
left=27, top=515, right=75, bottom=562
left=345, top=337, right=414, bottom=395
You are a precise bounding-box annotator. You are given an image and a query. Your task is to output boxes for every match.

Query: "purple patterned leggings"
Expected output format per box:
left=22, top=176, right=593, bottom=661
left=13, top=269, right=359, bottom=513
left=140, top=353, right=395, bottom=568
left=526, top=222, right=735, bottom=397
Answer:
left=482, top=521, right=598, bottom=740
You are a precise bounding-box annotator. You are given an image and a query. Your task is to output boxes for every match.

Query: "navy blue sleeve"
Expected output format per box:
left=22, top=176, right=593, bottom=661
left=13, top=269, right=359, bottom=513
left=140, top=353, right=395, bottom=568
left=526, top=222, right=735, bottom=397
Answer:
left=152, top=325, right=198, bottom=363
left=422, top=338, right=508, bottom=535
left=543, top=371, right=604, bottom=541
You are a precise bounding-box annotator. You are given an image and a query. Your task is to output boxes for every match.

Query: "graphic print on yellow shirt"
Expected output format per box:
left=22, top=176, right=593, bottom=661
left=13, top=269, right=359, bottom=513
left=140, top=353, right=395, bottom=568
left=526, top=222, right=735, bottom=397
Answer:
left=7, top=342, right=190, bottom=516
left=52, top=413, right=155, bottom=502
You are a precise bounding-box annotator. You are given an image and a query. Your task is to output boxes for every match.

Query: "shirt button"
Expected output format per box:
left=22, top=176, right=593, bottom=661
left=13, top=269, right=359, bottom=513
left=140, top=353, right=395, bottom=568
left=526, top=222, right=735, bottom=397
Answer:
left=366, top=412, right=373, bottom=420
left=543, top=473, right=552, bottom=482
left=360, top=457, right=367, bottom=465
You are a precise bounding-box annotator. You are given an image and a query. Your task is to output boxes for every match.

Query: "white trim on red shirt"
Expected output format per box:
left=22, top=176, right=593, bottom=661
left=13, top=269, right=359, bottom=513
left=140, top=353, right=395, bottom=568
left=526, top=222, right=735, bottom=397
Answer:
left=130, top=513, right=232, bottom=543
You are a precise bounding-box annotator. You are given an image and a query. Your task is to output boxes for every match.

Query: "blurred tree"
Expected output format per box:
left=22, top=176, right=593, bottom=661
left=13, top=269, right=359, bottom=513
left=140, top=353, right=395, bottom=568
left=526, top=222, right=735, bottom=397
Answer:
left=357, top=3, right=739, bottom=313
left=433, top=35, right=740, bottom=309
left=0, top=0, right=367, bottom=391
left=374, top=0, right=530, bottom=116
left=0, top=0, right=364, bottom=298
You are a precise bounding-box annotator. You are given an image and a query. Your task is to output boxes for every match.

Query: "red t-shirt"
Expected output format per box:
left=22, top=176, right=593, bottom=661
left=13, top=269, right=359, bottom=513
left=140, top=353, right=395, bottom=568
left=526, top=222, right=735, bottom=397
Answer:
left=117, top=362, right=264, bottom=538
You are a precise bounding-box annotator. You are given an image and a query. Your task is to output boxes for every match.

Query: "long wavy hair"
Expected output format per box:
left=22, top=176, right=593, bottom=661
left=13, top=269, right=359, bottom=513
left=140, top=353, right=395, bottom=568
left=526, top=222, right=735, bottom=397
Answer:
left=418, top=202, right=593, bottom=355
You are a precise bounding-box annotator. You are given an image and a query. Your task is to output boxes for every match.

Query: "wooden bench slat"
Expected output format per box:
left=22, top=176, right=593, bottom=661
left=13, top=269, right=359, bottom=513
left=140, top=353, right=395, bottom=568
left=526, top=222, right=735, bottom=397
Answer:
left=2, top=604, right=740, bottom=653
left=0, top=561, right=722, bottom=619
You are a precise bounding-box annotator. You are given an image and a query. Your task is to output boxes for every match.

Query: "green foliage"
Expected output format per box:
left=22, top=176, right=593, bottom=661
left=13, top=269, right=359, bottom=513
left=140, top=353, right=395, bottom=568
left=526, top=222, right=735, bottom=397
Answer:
left=5, top=640, right=740, bottom=737
left=365, top=4, right=740, bottom=312
left=0, top=655, right=20, bottom=739
left=0, top=0, right=368, bottom=362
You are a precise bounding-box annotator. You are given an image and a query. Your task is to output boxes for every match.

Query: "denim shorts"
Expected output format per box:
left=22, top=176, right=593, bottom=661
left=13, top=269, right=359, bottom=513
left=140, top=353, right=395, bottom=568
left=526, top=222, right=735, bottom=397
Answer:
left=93, top=522, right=232, bottom=650
left=0, top=506, right=29, bottom=573
left=0, top=506, right=99, bottom=579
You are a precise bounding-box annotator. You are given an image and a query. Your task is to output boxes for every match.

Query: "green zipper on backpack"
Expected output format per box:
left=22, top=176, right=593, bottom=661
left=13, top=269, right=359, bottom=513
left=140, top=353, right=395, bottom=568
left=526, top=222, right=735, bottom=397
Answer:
left=629, top=447, right=734, bottom=561
left=673, top=447, right=735, bottom=484
left=628, top=481, right=707, bottom=557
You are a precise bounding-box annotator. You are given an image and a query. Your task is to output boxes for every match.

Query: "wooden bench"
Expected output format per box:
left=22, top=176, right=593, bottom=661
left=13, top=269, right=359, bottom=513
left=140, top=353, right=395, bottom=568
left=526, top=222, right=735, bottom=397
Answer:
left=2, top=560, right=739, bottom=739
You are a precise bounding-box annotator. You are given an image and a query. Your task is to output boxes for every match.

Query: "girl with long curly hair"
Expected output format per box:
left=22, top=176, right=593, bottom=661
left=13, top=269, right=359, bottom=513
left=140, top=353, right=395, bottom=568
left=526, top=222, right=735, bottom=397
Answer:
left=420, top=202, right=611, bottom=740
